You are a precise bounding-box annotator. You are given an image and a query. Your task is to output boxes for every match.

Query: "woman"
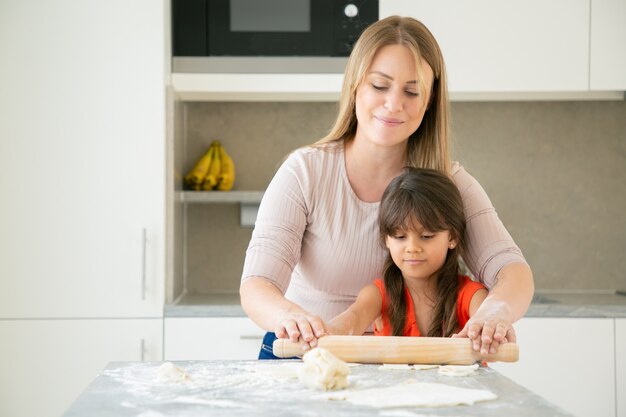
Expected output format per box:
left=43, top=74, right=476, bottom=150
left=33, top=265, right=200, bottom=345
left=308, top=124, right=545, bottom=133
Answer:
left=240, top=15, right=534, bottom=358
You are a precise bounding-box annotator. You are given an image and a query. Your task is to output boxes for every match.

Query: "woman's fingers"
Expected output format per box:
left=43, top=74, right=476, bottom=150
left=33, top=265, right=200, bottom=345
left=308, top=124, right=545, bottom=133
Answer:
left=453, top=318, right=516, bottom=355
left=276, top=313, right=326, bottom=351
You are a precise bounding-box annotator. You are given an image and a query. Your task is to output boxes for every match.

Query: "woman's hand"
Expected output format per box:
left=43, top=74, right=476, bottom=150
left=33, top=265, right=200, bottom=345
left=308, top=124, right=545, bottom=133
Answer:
left=274, top=312, right=327, bottom=352
left=452, top=300, right=515, bottom=355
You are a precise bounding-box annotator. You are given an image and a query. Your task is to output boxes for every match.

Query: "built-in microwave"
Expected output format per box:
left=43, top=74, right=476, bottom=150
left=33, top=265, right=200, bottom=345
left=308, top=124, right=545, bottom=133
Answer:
left=172, top=0, right=379, bottom=58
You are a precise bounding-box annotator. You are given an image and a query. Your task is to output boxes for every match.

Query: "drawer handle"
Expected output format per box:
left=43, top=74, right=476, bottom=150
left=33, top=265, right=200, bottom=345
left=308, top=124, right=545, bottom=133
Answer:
left=141, top=228, right=147, bottom=300
left=240, top=335, right=264, bottom=340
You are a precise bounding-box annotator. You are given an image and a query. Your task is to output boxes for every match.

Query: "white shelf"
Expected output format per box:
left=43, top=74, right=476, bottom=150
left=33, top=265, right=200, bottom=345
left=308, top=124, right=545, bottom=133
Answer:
left=176, top=190, right=264, bottom=204
left=171, top=73, right=624, bottom=102
left=171, top=73, right=343, bottom=102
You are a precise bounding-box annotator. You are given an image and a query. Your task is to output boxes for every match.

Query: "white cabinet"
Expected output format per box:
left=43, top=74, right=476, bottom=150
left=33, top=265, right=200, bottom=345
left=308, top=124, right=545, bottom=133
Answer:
left=490, top=317, right=615, bottom=417
left=0, top=0, right=167, bottom=318
left=590, top=0, right=626, bottom=90
left=0, top=318, right=163, bottom=417
left=164, top=317, right=265, bottom=360
left=617, top=319, right=626, bottom=417
left=380, top=0, right=590, bottom=93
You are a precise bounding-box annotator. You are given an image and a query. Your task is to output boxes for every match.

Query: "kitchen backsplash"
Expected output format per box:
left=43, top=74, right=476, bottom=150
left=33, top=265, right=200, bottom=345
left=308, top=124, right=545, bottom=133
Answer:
left=182, top=100, right=626, bottom=293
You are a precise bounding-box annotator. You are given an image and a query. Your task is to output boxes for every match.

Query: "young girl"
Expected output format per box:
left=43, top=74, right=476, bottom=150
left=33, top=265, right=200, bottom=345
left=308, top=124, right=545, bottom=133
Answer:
left=327, top=167, right=488, bottom=337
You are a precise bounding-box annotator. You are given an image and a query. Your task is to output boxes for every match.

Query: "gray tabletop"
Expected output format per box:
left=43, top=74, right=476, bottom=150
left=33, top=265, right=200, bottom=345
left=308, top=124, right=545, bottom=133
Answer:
left=63, top=360, right=574, bottom=417
left=164, top=290, right=626, bottom=318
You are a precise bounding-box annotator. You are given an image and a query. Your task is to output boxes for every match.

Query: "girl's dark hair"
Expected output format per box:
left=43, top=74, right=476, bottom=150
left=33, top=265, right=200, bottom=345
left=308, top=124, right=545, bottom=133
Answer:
left=379, top=167, right=466, bottom=337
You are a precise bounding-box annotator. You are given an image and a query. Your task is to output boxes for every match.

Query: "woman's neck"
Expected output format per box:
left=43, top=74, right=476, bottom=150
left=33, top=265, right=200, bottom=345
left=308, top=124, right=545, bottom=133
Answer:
left=344, top=139, right=407, bottom=203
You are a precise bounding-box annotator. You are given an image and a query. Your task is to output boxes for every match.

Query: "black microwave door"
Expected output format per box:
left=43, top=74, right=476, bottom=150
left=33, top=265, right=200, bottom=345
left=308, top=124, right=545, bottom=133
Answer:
left=208, top=0, right=334, bottom=56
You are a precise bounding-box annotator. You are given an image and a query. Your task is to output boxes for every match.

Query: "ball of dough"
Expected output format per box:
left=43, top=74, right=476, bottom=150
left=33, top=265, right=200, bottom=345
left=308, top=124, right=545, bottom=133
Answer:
left=156, top=362, right=190, bottom=383
left=298, top=348, right=350, bottom=391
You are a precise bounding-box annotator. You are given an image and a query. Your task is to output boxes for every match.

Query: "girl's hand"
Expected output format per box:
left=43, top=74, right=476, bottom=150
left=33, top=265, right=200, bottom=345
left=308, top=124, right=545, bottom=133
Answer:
left=452, top=300, right=516, bottom=355
left=274, top=312, right=326, bottom=352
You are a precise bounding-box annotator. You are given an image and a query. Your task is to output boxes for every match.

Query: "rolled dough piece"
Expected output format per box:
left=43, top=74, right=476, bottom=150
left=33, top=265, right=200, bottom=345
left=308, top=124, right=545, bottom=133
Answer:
left=298, top=347, right=350, bottom=391
left=156, top=362, right=190, bottom=383
left=380, top=364, right=412, bottom=370
left=411, top=364, right=439, bottom=370
left=438, top=364, right=479, bottom=377
left=320, top=380, right=497, bottom=408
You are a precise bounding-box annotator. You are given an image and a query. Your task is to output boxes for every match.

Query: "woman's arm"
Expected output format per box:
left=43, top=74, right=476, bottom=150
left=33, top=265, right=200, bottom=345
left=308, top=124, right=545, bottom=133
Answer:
left=240, top=277, right=326, bottom=351
left=454, top=263, right=534, bottom=354
left=451, top=164, right=535, bottom=354
left=325, top=284, right=382, bottom=336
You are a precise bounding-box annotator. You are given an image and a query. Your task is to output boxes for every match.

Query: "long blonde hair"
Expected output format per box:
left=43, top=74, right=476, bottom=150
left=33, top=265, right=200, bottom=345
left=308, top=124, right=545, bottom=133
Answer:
left=315, top=16, right=451, bottom=173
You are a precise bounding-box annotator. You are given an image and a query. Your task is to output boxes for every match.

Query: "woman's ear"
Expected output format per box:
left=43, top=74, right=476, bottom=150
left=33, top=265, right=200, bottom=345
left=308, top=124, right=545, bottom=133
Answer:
left=448, top=237, right=459, bottom=250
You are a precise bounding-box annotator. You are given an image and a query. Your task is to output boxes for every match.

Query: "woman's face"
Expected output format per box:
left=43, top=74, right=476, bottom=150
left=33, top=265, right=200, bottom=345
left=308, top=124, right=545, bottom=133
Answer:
left=354, top=44, right=434, bottom=149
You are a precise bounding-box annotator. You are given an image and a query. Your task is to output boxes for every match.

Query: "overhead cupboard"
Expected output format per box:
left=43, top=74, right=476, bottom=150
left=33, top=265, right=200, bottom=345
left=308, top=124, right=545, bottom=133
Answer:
left=172, top=0, right=626, bottom=101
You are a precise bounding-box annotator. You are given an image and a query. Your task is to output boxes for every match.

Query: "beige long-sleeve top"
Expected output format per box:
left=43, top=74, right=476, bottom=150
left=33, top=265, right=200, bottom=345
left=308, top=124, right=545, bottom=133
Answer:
left=241, top=140, right=527, bottom=321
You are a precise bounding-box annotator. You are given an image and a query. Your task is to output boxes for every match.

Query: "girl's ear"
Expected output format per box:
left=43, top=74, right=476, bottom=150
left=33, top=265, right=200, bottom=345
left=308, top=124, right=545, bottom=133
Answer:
left=448, top=236, right=459, bottom=250
left=385, top=235, right=391, bottom=249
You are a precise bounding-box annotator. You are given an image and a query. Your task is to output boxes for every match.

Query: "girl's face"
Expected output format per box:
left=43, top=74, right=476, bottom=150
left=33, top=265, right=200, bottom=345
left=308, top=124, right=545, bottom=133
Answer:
left=354, top=44, right=434, bottom=150
left=385, top=222, right=457, bottom=282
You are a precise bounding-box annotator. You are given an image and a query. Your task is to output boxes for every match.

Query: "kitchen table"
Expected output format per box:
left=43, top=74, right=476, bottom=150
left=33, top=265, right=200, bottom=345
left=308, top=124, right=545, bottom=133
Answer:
left=62, top=360, right=574, bottom=417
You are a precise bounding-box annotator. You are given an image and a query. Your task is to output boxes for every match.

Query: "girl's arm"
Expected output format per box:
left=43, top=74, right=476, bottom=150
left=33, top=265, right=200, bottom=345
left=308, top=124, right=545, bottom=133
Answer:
left=326, top=284, right=383, bottom=336
left=468, top=287, right=488, bottom=317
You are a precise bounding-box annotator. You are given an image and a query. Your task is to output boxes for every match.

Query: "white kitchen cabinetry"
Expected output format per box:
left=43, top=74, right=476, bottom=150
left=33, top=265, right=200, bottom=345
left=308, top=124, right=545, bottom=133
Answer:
left=0, top=319, right=163, bottom=417
left=0, top=0, right=166, bottom=318
left=590, top=0, right=626, bottom=90
left=490, top=317, right=615, bottom=417
left=617, top=319, right=626, bottom=417
left=164, top=317, right=265, bottom=360
left=380, top=0, right=590, bottom=93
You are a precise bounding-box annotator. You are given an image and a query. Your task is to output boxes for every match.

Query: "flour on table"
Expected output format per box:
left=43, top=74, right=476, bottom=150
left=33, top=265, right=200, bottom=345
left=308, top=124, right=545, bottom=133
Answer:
left=298, top=348, right=350, bottom=391
left=438, top=364, right=479, bottom=377
left=319, top=380, right=497, bottom=408
left=253, top=361, right=303, bottom=380
left=156, top=362, right=190, bottom=383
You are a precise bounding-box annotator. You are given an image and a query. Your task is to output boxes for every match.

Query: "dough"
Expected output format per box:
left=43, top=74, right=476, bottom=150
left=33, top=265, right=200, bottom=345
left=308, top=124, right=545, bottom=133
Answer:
left=411, top=364, right=439, bottom=370
left=437, top=364, right=479, bottom=377
left=298, top=348, right=350, bottom=391
left=380, top=364, right=412, bottom=370
left=320, top=380, right=497, bottom=408
left=156, top=362, right=190, bottom=383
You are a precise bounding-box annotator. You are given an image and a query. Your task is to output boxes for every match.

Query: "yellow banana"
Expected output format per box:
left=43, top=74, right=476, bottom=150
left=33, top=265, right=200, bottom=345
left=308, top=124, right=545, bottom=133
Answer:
left=185, top=146, right=214, bottom=187
left=217, top=143, right=236, bottom=191
left=202, top=141, right=221, bottom=190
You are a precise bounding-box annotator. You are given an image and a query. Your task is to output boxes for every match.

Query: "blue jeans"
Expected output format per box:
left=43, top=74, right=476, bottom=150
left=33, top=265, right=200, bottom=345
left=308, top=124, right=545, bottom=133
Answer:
left=258, top=332, right=299, bottom=360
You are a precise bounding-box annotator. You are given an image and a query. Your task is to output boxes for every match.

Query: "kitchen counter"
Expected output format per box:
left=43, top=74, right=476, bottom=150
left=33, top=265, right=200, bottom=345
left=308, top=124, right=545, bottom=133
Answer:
left=165, top=290, right=626, bottom=318
left=62, top=360, right=574, bottom=417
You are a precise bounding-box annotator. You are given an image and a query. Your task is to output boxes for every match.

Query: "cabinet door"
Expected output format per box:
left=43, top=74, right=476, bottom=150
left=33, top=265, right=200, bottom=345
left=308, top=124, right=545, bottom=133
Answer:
left=590, top=0, right=626, bottom=90
left=379, top=0, right=589, bottom=92
left=0, top=0, right=166, bottom=318
left=617, top=319, right=626, bottom=417
left=164, top=317, right=266, bottom=360
left=490, top=317, right=615, bottom=417
left=0, top=318, right=163, bottom=417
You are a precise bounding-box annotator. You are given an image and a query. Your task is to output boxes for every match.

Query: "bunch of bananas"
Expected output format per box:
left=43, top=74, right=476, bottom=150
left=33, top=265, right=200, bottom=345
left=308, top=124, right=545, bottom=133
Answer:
left=184, top=140, right=236, bottom=191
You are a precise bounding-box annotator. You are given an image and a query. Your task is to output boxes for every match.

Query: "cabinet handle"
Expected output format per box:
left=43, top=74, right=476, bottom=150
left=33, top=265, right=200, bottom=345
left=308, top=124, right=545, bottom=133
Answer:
left=141, top=228, right=147, bottom=300
left=240, top=335, right=264, bottom=340
left=140, top=338, right=146, bottom=361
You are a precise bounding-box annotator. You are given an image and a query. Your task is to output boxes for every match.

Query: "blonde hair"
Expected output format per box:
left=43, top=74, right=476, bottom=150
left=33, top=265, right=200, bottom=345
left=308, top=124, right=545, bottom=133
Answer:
left=315, top=15, right=451, bottom=173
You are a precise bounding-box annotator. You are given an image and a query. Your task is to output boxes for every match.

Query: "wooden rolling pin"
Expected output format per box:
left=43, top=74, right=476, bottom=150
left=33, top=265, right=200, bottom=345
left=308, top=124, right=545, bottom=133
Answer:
left=273, top=335, right=518, bottom=365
